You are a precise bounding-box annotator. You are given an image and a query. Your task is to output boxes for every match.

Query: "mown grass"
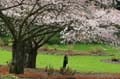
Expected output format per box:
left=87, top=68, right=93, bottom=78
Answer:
left=0, top=49, right=11, bottom=65
left=0, top=44, right=120, bottom=73
left=37, top=55, right=120, bottom=73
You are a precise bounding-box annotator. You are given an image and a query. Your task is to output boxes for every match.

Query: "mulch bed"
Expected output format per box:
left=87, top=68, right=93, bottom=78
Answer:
left=102, top=59, right=120, bottom=64
left=1, top=65, right=120, bottom=79
left=39, top=47, right=109, bottom=56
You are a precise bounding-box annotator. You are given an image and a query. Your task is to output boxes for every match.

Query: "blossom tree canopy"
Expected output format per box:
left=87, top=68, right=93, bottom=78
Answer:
left=0, top=0, right=77, bottom=74
left=59, top=0, right=120, bottom=46
left=0, top=0, right=72, bottom=40
left=1, top=0, right=120, bottom=45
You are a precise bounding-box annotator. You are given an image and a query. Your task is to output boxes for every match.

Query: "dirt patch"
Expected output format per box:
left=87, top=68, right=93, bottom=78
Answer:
left=0, top=65, right=47, bottom=79
left=1, top=65, right=120, bottom=79
left=0, top=65, right=9, bottom=75
left=0, top=46, right=11, bottom=51
left=102, top=59, right=120, bottom=64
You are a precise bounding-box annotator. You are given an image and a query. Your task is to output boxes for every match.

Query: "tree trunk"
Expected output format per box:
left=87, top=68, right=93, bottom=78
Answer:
left=25, top=47, right=37, bottom=68
left=24, top=39, right=38, bottom=68
left=9, top=40, right=25, bottom=74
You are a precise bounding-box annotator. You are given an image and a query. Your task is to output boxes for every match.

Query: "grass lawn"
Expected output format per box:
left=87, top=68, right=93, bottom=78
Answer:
left=37, top=55, right=120, bottom=73
left=0, top=44, right=120, bottom=73
left=0, top=49, right=11, bottom=65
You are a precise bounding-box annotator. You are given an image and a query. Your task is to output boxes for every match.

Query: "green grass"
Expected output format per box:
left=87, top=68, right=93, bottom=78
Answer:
left=37, top=55, right=120, bottom=73
left=1, top=44, right=120, bottom=73
left=0, top=49, right=11, bottom=65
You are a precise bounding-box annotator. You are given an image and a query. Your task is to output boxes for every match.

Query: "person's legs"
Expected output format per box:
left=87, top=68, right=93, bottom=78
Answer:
left=63, top=62, right=67, bottom=68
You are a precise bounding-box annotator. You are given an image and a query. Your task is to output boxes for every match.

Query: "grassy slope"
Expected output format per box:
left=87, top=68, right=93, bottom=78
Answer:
left=1, top=44, right=120, bottom=73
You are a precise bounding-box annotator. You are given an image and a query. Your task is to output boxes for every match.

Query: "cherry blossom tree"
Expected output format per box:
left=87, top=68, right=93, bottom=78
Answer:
left=0, top=0, right=74, bottom=74
left=60, top=0, right=120, bottom=46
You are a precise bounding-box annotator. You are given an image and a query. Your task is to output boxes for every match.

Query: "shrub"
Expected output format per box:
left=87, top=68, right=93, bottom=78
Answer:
left=111, top=56, right=119, bottom=62
left=89, top=47, right=103, bottom=55
left=47, top=33, right=60, bottom=44
left=2, top=37, right=12, bottom=46
left=0, top=37, right=12, bottom=46
left=60, top=67, right=76, bottom=75
left=0, top=38, right=5, bottom=46
left=45, top=65, right=55, bottom=75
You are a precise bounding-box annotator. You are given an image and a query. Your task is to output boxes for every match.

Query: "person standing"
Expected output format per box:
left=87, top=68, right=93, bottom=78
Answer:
left=63, top=54, right=68, bottom=69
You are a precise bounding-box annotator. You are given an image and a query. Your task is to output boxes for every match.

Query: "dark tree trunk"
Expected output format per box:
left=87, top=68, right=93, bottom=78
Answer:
left=25, top=47, right=37, bottom=68
left=9, top=40, right=25, bottom=74
left=24, top=40, right=38, bottom=68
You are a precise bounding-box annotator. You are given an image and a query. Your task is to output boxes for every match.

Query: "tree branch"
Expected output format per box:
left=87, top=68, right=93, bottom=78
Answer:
left=0, top=0, right=25, bottom=11
left=0, top=11, right=17, bottom=39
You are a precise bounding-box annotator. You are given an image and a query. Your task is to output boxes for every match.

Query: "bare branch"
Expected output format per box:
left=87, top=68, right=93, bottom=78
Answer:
left=0, top=0, right=25, bottom=11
